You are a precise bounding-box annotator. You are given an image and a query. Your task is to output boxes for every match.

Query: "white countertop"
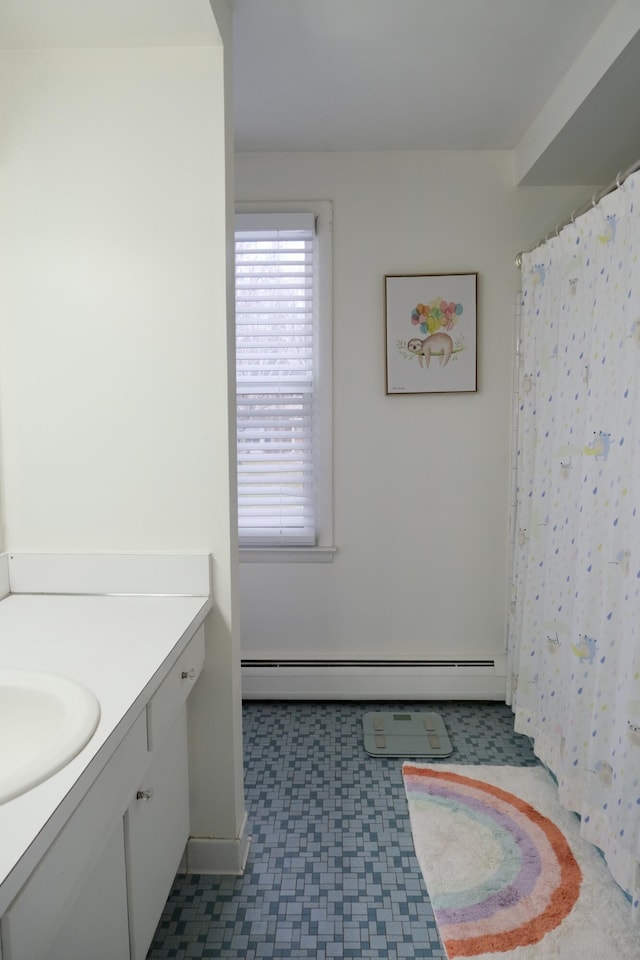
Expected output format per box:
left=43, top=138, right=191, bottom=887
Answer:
left=0, top=590, right=211, bottom=914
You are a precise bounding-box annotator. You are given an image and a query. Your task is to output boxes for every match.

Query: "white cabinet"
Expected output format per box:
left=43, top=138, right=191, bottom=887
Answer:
left=126, top=707, right=190, bottom=960
left=2, top=714, right=147, bottom=960
left=0, top=625, right=205, bottom=960
left=46, top=820, right=130, bottom=960
left=125, top=625, right=205, bottom=960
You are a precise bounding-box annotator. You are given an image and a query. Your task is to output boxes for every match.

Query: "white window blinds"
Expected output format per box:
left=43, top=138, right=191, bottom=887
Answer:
left=235, top=212, right=317, bottom=546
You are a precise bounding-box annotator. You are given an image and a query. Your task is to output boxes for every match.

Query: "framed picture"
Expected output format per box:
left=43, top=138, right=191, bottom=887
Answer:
left=385, top=272, right=477, bottom=394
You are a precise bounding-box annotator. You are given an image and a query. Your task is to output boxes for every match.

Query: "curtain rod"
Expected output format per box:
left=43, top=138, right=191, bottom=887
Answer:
left=514, top=156, right=640, bottom=268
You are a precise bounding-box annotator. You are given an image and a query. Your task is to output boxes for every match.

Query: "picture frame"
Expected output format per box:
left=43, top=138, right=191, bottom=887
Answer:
left=385, top=272, right=477, bottom=394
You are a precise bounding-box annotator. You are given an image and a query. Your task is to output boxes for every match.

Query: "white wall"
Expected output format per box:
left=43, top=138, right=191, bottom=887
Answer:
left=0, top=48, right=222, bottom=552
left=0, top=35, right=245, bottom=852
left=236, top=151, right=592, bottom=679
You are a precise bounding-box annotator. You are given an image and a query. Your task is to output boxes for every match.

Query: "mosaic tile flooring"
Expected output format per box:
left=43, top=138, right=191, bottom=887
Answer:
left=147, top=700, right=539, bottom=959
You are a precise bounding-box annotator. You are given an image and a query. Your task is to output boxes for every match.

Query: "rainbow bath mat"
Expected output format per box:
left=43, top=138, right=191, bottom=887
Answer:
left=402, top=763, right=637, bottom=959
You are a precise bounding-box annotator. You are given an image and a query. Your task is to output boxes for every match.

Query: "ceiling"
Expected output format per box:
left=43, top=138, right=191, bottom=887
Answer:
left=1, top=1, right=639, bottom=187
left=232, top=0, right=640, bottom=186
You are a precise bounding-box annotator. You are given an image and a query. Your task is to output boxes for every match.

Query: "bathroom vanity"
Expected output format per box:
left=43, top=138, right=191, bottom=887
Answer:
left=0, top=554, right=212, bottom=960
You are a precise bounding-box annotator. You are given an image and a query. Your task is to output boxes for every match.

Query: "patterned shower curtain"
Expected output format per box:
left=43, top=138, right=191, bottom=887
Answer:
left=508, top=171, right=640, bottom=921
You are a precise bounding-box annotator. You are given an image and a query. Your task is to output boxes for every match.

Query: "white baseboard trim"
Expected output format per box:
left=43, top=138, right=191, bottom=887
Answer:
left=242, top=659, right=507, bottom=701
left=185, top=812, right=251, bottom=875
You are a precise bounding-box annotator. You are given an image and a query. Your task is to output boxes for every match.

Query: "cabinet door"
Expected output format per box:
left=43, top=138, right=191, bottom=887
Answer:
left=125, top=706, right=190, bottom=960
left=45, top=819, right=130, bottom=960
left=2, top=714, right=147, bottom=960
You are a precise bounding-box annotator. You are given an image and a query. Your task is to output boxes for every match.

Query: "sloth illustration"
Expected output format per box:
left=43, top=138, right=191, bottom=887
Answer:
left=407, top=332, right=454, bottom=368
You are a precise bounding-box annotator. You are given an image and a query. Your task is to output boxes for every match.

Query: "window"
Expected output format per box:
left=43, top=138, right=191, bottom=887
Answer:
left=234, top=202, right=333, bottom=558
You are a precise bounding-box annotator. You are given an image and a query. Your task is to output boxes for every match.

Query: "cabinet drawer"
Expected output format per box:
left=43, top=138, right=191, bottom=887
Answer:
left=146, top=624, right=204, bottom=750
left=2, top=712, right=147, bottom=960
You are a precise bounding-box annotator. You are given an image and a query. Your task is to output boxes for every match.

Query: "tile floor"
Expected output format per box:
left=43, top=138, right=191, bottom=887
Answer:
left=147, top=700, right=539, bottom=959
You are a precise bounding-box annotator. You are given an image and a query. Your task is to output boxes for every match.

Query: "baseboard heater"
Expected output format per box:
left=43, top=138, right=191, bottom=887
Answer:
left=241, top=658, right=506, bottom=701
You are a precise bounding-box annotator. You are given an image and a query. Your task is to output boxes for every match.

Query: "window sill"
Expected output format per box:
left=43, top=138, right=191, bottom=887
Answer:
left=239, top=546, right=337, bottom=564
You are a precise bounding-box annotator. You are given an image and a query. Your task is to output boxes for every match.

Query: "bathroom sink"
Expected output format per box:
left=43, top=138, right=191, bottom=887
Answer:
left=0, top=669, right=100, bottom=805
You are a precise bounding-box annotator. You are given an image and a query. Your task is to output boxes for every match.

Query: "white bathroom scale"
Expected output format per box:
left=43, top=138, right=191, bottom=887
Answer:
left=363, top=711, right=453, bottom=757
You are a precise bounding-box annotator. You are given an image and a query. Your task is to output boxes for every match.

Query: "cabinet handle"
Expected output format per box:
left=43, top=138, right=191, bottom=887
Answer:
left=181, top=668, right=197, bottom=681
left=136, top=788, right=154, bottom=802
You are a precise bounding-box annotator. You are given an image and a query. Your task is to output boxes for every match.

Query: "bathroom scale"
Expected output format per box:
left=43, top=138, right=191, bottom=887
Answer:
left=362, top=711, right=453, bottom=757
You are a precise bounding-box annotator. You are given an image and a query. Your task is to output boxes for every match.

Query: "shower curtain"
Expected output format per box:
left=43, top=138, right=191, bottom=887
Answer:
left=508, top=171, right=640, bottom=921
